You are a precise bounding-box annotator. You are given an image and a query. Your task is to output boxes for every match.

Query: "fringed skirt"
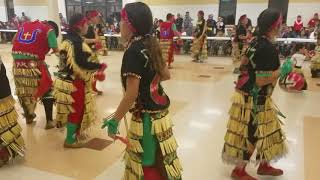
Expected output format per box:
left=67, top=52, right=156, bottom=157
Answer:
left=123, top=110, right=182, bottom=180
left=0, top=96, right=24, bottom=159
left=160, top=39, right=174, bottom=64
left=191, top=36, right=207, bottom=61
left=53, top=78, right=97, bottom=139
left=310, top=57, right=320, bottom=71
left=13, top=60, right=41, bottom=98
left=232, top=42, right=248, bottom=63
left=222, top=91, right=287, bottom=164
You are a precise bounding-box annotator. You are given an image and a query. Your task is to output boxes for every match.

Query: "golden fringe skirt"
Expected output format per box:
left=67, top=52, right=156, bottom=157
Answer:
left=53, top=78, right=97, bottom=139
left=191, top=36, right=207, bottom=61
left=222, top=91, right=287, bottom=164
left=123, top=110, right=182, bottom=180
left=160, top=39, right=174, bottom=64
left=13, top=60, right=41, bottom=98
left=0, top=96, right=24, bottom=158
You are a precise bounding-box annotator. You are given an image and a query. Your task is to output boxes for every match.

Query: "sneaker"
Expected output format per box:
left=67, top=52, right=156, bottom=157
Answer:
left=231, top=168, right=257, bottom=180
left=257, top=163, right=283, bottom=176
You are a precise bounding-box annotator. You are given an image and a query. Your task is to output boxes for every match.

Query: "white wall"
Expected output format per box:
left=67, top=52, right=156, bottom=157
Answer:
left=0, top=0, right=7, bottom=21
left=122, top=0, right=137, bottom=7
left=236, top=3, right=268, bottom=26
left=287, top=2, right=320, bottom=26
left=149, top=4, right=219, bottom=21
left=58, top=0, right=66, bottom=18
left=0, top=6, right=7, bottom=22
left=14, top=6, right=48, bottom=20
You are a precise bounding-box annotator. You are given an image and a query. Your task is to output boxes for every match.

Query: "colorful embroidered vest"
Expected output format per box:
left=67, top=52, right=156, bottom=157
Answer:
left=160, top=22, right=174, bottom=40
left=12, top=21, right=51, bottom=61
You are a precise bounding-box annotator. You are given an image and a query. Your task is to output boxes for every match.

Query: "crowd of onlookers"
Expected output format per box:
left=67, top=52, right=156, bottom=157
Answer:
left=0, top=12, right=30, bottom=42
left=0, top=11, right=319, bottom=56
left=280, top=13, right=319, bottom=39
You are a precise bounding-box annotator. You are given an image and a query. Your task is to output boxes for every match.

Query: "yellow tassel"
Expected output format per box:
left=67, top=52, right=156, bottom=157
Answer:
left=151, top=115, right=173, bottom=135
left=128, top=138, right=143, bottom=153
left=53, top=79, right=77, bottom=93
left=159, top=136, right=178, bottom=156
left=129, top=120, right=143, bottom=137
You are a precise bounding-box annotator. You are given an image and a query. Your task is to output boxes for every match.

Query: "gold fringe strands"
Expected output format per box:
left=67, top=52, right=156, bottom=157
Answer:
left=151, top=113, right=173, bottom=135
left=13, top=65, right=40, bottom=96
left=53, top=79, right=77, bottom=94
left=222, top=92, right=254, bottom=164
left=53, top=79, right=76, bottom=127
left=61, top=40, right=97, bottom=82
left=123, top=111, right=182, bottom=180
left=0, top=96, right=25, bottom=158
left=129, top=119, right=143, bottom=137
left=124, top=152, right=144, bottom=178
left=0, top=96, right=18, bottom=129
left=127, top=138, right=143, bottom=153
left=0, top=96, right=16, bottom=113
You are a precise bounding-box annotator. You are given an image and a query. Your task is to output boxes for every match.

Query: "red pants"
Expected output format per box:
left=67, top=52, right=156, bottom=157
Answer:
left=168, top=44, right=174, bottom=65
left=68, top=79, right=85, bottom=124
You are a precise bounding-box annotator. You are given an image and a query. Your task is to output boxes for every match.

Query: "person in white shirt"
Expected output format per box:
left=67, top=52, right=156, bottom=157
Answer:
left=291, top=43, right=309, bottom=90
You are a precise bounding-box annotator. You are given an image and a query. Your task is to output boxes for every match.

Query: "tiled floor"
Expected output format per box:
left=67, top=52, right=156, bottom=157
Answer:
left=0, top=44, right=319, bottom=180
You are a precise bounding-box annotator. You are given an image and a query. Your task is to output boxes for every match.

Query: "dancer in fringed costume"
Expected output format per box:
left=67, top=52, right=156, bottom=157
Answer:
left=311, top=35, right=320, bottom=78
left=11, top=20, right=59, bottom=129
left=191, top=11, right=207, bottom=63
left=233, top=15, right=249, bottom=74
left=53, top=14, right=107, bottom=148
left=222, top=9, right=287, bottom=180
left=84, top=10, right=105, bottom=95
left=289, top=43, right=309, bottom=90
left=102, top=2, right=182, bottom=180
left=159, top=13, right=180, bottom=69
left=0, top=57, right=25, bottom=167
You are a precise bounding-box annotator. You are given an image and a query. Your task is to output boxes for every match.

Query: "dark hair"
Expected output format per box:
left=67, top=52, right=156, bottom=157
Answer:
left=256, top=9, right=281, bottom=38
left=166, top=13, right=174, bottom=20
left=47, top=20, right=59, bottom=37
left=294, top=43, right=305, bottom=52
left=68, top=13, right=85, bottom=33
left=64, top=14, right=92, bottom=72
left=198, top=11, right=204, bottom=18
left=124, top=2, right=165, bottom=77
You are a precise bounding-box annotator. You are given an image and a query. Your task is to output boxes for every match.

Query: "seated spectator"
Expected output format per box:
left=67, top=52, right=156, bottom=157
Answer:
left=299, top=27, right=309, bottom=39
left=308, top=13, right=319, bottom=29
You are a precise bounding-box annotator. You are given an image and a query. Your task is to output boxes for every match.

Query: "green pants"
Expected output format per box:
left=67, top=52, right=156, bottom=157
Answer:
left=141, top=113, right=158, bottom=166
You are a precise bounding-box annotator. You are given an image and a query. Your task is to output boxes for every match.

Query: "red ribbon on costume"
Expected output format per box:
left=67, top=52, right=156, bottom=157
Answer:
left=34, top=62, right=53, bottom=99
left=121, top=8, right=137, bottom=33
left=72, top=17, right=88, bottom=30
left=269, top=15, right=283, bottom=32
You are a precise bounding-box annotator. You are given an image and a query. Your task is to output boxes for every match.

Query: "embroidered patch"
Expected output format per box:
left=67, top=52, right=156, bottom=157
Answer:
left=17, top=27, right=42, bottom=44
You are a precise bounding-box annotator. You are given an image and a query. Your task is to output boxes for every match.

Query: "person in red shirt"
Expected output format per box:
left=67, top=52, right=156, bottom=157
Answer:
left=12, top=20, right=59, bottom=129
left=293, top=15, right=303, bottom=35
left=308, top=13, right=319, bottom=28
left=159, top=13, right=180, bottom=68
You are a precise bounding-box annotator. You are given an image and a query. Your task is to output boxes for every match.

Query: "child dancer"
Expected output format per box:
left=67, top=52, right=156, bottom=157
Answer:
left=159, top=13, right=180, bottom=68
left=12, top=20, right=59, bottom=129
left=291, top=43, right=309, bottom=90
left=102, top=2, right=182, bottom=180
left=191, top=11, right=207, bottom=63
left=222, top=9, right=287, bottom=180
left=53, top=14, right=107, bottom=148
